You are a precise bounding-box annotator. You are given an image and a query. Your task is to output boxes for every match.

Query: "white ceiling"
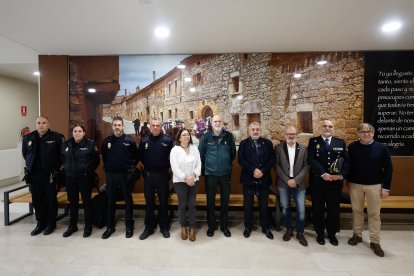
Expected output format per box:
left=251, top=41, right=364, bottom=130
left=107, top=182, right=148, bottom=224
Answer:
left=1, top=0, right=413, bottom=83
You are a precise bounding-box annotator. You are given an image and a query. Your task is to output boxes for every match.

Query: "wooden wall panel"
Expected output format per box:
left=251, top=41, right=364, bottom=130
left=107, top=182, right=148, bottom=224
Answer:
left=38, top=55, right=69, bottom=137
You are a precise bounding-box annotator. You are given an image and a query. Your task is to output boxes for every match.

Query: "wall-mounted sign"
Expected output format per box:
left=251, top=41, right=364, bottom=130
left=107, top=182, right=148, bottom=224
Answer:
left=364, top=51, right=414, bottom=156
left=21, top=106, right=27, bottom=116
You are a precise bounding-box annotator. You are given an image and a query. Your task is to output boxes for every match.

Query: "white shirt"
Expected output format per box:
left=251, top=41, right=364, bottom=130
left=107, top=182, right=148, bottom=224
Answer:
left=323, top=136, right=332, bottom=146
left=170, top=144, right=201, bottom=183
left=287, top=142, right=296, bottom=177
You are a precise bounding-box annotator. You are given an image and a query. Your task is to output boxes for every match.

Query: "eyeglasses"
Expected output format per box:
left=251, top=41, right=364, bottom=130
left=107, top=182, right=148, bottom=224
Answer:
left=285, top=133, right=296, bottom=136
left=358, top=130, right=373, bottom=134
left=322, top=125, right=333, bottom=128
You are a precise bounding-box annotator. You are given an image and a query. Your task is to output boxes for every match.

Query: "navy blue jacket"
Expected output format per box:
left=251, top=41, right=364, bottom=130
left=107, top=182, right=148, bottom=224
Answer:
left=101, top=134, right=139, bottom=173
left=139, top=133, right=173, bottom=171
left=348, top=140, right=393, bottom=190
left=238, top=137, right=275, bottom=186
left=308, top=136, right=350, bottom=187
left=22, top=129, right=64, bottom=174
left=62, top=137, right=100, bottom=177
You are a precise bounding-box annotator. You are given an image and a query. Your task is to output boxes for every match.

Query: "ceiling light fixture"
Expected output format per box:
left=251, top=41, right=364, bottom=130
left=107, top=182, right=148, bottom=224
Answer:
left=88, top=88, right=96, bottom=93
left=184, top=77, right=192, bottom=82
left=154, top=27, right=170, bottom=38
left=293, top=73, right=302, bottom=79
left=382, top=21, right=402, bottom=33
left=317, top=60, right=327, bottom=65
left=33, top=71, right=40, bottom=76
left=177, top=64, right=185, bottom=69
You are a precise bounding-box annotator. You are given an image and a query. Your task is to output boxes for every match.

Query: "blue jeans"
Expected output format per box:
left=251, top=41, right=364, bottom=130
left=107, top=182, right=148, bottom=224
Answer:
left=279, top=187, right=306, bottom=234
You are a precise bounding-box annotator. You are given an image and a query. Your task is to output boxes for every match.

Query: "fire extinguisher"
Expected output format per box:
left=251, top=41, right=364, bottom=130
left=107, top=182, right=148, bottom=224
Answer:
left=21, top=127, right=30, bottom=138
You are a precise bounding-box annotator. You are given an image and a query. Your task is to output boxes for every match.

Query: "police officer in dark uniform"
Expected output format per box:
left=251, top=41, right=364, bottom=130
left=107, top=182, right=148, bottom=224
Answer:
left=138, top=118, right=173, bottom=240
left=308, top=119, right=350, bottom=246
left=61, top=123, right=100, bottom=238
left=22, top=116, right=65, bottom=236
left=101, top=116, right=139, bottom=239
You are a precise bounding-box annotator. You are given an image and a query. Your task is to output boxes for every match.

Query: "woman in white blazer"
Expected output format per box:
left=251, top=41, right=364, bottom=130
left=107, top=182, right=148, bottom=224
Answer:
left=170, top=128, right=201, bottom=241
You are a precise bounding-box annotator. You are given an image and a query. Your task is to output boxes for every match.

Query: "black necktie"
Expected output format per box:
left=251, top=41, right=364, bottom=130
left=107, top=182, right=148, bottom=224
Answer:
left=325, top=138, right=330, bottom=147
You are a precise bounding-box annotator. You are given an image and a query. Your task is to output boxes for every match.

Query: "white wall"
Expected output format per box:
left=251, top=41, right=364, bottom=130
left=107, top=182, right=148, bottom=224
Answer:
left=0, top=75, right=38, bottom=150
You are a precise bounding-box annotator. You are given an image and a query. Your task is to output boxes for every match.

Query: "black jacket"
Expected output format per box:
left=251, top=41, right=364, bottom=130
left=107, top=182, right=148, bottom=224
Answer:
left=102, top=134, right=139, bottom=172
left=308, top=136, right=351, bottom=186
left=238, top=137, right=275, bottom=186
left=62, top=137, right=100, bottom=177
left=22, top=129, right=64, bottom=174
left=139, top=133, right=173, bottom=171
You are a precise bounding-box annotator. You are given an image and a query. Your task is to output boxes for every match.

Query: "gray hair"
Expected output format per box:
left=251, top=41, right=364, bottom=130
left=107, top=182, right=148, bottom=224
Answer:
left=357, top=123, right=375, bottom=133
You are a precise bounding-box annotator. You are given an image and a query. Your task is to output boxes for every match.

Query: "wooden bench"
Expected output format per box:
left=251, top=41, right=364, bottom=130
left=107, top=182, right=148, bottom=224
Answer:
left=3, top=184, right=277, bottom=225
left=4, top=184, right=414, bottom=226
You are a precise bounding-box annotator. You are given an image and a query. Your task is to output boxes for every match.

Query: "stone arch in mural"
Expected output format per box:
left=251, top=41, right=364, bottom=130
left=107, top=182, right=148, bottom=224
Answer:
left=201, top=105, right=214, bottom=122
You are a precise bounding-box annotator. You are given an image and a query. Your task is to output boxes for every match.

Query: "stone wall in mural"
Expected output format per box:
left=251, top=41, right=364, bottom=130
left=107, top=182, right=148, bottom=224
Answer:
left=102, top=52, right=364, bottom=146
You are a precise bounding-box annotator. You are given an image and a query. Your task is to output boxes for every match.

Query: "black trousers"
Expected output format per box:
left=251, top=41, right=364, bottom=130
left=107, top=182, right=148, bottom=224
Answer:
left=106, top=172, right=134, bottom=229
left=143, top=170, right=170, bottom=231
left=30, top=172, right=57, bottom=227
left=65, top=174, right=93, bottom=229
left=243, top=184, right=270, bottom=231
left=311, top=181, right=343, bottom=236
left=205, top=174, right=231, bottom=230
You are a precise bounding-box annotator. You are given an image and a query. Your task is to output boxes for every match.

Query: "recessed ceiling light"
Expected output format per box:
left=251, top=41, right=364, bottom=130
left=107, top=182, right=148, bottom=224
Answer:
left=177, top=64, right=185, bottom=69
left=88, top=88, right=96, bottom=93
left=317, top=60, right=327, bottom=65
left=382, top=21, right=402, bottom=33
left=293, top=73, right=302, bottom=79
left=154, top=27, right=170, bottom=38
left=33, top=71, right=40, bottom=76
left=184, top=77, right=192, bottom=82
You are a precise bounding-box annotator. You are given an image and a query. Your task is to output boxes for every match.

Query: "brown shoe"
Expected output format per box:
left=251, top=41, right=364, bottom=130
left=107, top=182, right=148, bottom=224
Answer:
left=189, top=228, right=196, bottom=242
left=370, top=243, right=385, bottom=257
left=181, top=227, right=188, bottom=240
left=348, top=234, right=362, bottom=246
left=296, top=234, right=308, bottom=247
left=282, top=229, right=293, bottom=241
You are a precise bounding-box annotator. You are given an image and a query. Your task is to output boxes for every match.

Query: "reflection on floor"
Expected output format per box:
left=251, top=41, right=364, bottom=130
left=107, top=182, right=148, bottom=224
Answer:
left=1, top=183, right=413, bottom=276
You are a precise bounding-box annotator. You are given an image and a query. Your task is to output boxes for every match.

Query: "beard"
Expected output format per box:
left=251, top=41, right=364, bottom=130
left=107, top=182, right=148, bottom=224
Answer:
left=251, top=134, right=260, bottom=140
left=113, top=129, right=123, bottom=137
left=213, top=125, right=222, bottom=132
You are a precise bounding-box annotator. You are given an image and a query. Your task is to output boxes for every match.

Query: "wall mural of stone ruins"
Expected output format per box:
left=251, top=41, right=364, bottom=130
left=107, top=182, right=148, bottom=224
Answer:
left=69, top=52, right=364, bottom=148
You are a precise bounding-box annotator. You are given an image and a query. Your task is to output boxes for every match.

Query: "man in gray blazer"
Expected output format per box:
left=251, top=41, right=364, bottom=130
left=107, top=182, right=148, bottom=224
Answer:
left=275, top=126, right=308, bottom=246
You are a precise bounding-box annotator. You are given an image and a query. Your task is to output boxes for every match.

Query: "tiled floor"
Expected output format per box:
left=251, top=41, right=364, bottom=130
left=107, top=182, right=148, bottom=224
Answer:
left=1, top=183, right=414, bottom=276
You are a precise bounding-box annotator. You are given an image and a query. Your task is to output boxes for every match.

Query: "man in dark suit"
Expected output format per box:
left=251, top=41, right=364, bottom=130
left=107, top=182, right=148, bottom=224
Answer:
left=238, top=122, right=275, bottom=239
left=308, top=119, right=350, bottom=246
left=275, top=126, right=308, bottom=246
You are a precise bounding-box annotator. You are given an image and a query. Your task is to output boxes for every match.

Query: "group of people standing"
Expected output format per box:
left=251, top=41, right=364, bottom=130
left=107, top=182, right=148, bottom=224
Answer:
left=22, top=115, right=392, bottom=257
